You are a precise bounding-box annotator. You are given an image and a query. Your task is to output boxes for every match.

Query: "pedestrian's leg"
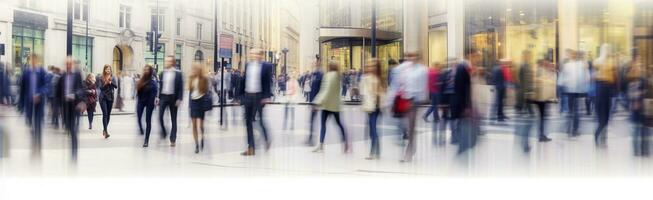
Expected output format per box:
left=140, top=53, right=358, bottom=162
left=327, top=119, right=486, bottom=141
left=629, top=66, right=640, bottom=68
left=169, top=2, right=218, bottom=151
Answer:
left=136, top=102, right=145, bottom=135
left=145, top=104, right=154, bottom=144
left=158, top=99, right=168, bottom=138
left=104, top=100, right=113, bottom=132
left=244, top=98, right=255, bottom=148
left=319, top=111, right=329, bottom=144
left=403, top=109, right=417, bottom=161
left=170, top=102, right=178, bottom=143
left=87, top=108, right=94, bottom=129
left=333, top=112, right=347, bottom=143
left=257, top=101, right=269, bottom=143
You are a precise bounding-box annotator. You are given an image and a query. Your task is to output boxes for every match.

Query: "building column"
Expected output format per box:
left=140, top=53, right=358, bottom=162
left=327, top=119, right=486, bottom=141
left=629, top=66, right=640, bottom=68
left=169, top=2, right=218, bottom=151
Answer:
left=558, top=0, right=578, bottom=61
left=447, top=0, right=464, bottom=59
left=403, top=0, right=428, bottom=63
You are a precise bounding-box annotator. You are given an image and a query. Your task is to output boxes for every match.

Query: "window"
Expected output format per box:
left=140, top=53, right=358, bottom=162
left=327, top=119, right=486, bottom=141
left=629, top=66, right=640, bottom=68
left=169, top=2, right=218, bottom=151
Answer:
left=151, top=8, right=166, bottom=32
left=176, top=18, right=181, bottom=36
left=194, top=50, right=204, bottom=62
left=196, top=23, right=202, bottom=40
left=12, top=25, right=45, bottom=71
left=145, top=44, right=166, bottom=71
left=175, top=44, right=183, bottom=69
left=21, top=0, right=39, bottom=8
left=119, top=5, right=132, bottom=29
left=73, top=0, right=89, bottom=21
left=72, top=35, right=94, bottom=72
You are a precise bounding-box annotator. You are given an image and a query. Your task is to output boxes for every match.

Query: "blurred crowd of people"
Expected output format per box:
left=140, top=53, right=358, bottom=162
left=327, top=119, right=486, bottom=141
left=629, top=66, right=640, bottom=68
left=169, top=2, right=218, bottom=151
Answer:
left=0, top=41, right=651, bottom=164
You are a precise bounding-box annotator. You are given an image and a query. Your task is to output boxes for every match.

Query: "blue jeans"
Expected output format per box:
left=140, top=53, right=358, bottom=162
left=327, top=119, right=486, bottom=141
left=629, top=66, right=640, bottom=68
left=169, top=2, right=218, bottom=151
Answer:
left=244, top=93, right=269, bottom=148
left=319, top=110, right=347, bottom=144
left=595, top=82, right=614, bottom=142
left=368, top=110, right=380, bottom=156
left=566, top=93, right=584, bottom=136
left=423, top=93, right=440, bottom=121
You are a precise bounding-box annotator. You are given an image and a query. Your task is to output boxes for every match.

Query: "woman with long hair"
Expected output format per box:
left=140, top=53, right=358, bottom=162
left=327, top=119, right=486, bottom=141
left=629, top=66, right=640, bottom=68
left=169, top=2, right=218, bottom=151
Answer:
left=593, top=44, right=618, bottom=147
left=96, top=64, right=118, bottom=138
left=84, top=74, right=97, bottom=130
left=312, top=61, right=350, bottom=153
left=360, top=58, right=386, bottom=159
left=137, top=65, right=158, bottom=147
left=188, top=63, right=212, bottom=153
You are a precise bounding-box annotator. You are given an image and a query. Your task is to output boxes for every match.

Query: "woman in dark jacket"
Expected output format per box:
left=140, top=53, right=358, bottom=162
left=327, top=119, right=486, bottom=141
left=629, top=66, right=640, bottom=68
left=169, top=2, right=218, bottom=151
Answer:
left=84, top=74, right=97, bottom=130
left=96, top=65, right=118, bottom=139
left=137, top=65, right=158, bottom=147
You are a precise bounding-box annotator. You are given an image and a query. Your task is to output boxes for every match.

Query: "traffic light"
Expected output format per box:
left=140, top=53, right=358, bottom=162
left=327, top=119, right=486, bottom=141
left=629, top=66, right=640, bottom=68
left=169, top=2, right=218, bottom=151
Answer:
left=154, top=32, right=163, bottom=52
left=146, top=31, right=154, bottom=52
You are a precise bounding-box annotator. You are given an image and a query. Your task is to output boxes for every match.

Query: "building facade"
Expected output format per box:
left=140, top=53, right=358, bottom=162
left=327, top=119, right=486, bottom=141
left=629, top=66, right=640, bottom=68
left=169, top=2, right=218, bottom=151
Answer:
left=0, top=0, right=301, bottom=77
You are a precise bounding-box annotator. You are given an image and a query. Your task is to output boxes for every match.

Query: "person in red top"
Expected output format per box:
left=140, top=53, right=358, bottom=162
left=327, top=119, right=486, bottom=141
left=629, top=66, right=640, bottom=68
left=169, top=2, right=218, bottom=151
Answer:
left=423, top=62, right=442, bottom=122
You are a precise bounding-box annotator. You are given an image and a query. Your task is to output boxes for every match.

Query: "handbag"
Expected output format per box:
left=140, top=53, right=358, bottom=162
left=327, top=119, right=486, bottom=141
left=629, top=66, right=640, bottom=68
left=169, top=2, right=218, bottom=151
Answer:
left=392, top=90, right=412, bottom=117
left=202, top=94, right=214, bottom=112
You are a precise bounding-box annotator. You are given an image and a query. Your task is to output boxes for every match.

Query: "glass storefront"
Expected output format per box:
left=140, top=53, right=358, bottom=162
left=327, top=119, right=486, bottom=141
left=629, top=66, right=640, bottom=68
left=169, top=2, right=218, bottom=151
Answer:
left=428, top=24, right=448, bottom=65
left=12, top=25, right=45, bottom=71
left=72, top=35, right=93, bottom=72
left=321, top=38, right=401, bottom=78
left=465, top=0, right=557, bottom=73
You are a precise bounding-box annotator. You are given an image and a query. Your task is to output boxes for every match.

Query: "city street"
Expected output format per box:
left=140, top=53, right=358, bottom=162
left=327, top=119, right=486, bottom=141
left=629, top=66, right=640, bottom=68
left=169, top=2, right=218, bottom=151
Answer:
left=1, top=98, right=651, bottom=177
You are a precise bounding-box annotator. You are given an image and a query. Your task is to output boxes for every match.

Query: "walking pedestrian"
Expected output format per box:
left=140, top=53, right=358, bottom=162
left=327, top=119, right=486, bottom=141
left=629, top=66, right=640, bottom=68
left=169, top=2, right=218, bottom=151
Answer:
left=96, top=64, right=118, bottom=139
left=361, top=58, right=385, bottom=159
left=188, top=63, right=212, bottom=154
left=312, top=61, right=350, bottom=153
left=19, top=54, right=49, bottom=158
left=58, top=57, right=85, bottom=161
left=559, top=50, right=590, bottom=137
left=157, top=55, right=184, bottom=147
left=239, top=48, right=273, bottom=156
left=593, top=44, right=618, bottom=147
left=306, top=60, right=323, bottom=146
left=83, top=74, right=97, bottom=130
left=138, top=65, right=158, bottom=147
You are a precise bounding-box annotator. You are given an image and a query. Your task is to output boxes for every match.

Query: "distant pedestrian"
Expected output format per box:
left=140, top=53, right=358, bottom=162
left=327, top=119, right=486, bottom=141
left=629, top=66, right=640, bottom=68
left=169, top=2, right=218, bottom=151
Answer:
left=138, top=65, right=158, bottom=147
left=83, top=74, right=97, bottom=130
left=360, top=58, right=385, bottom=160
left=312, top=61, right=350, bottom=153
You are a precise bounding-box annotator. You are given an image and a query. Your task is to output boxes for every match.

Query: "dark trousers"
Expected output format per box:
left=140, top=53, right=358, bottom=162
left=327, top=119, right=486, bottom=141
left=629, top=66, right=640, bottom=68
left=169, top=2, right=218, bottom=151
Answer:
left=283, top=103, right=295, bottom=130
left=319, top=110, right=347, bottom=144
left=307, top=107, right=319, bottom=142
left=423, top=93, right=440, bottom=121
left=566, top=93, right=584, bottom=136
left=63, top=102, right=79, bottom=160
left=495, top=87, right=506, bottom=120
left=368, top=110, right=380, bottom=156
left=50, top=99, right=61, bottom=128
left=158, top=94, right=178, bottom=143
left=27, top=102, right=44, bottom=155
left=631, top=111, right=650, bottom=156
left=595, top=82, right=614, bottom=142
left=243, top=93, right=269, bottom=148
left=86, top=107, right=94, bottom=128
left=137, top=101, right=155, bottom=143
left=531, top=101, right=548, bottom=138
left=99, top=99, right=114, bottom=132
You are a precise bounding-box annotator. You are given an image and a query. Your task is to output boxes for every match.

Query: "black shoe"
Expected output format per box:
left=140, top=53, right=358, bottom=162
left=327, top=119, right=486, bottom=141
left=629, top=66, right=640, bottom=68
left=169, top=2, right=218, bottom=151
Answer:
left=200, top=139, right=204, bottom=150
left=142, top=143, right=148, bottom=148
left=538, top=137, right=552, bottom=142
left=194, top=145, right=200, bottom=154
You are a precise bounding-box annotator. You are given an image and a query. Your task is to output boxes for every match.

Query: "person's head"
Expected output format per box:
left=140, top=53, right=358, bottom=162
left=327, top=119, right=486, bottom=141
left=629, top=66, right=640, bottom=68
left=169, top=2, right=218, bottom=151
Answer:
left=404, top=52, right=419, bottom=63
left=103, top=64, right=112, bottom=76
left=164, top=55, right=175, bottom=69
left=142, top=65, right=154, bottom=79
left=327, top=61, right=339, bottom=72
left=86, top=74, right=95, bottom=82
left=191, top=62, right=206, bottom=77
left=29, top=54, right=40, bottom=68
left=249, top=48, right=264, bottom=61
left=65, top=56, right=74, bottom=72
left=364, top=58, right=380, bottom=75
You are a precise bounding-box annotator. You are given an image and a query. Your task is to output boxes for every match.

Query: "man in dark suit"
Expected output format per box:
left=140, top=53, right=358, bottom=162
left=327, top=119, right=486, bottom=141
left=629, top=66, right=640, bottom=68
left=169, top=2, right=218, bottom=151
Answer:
left=306, top=60, right=323, bottom=146
left=238, top=48, right=273, bottom=156
left=157, top=55, right=184, bottom=147
left=57, top=57, right=85, bottom=161
left=19, top=54, right=50, bottom=157
left=492, top=59, right=512, bottom=122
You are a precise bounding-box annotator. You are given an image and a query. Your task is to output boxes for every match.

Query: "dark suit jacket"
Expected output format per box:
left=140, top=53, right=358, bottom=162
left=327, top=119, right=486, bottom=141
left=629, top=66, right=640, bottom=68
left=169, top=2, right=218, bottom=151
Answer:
left=239, top=61, right=273, bottom=98
left=451, top=63, right=471, bottom=119
left=56, top=71, right=85, bottom=106
left=158, top=69, right=184, bottom=101
left=19, top=67, right=49, bottom=111
left=492, top=65, right=507, bottom=89
left=309, top=70, right=323, bottom=102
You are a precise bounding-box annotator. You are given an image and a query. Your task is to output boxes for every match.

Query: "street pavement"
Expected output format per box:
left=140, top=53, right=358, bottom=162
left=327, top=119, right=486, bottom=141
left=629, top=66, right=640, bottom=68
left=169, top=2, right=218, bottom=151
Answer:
left=0, top=98, right=652, bottom=177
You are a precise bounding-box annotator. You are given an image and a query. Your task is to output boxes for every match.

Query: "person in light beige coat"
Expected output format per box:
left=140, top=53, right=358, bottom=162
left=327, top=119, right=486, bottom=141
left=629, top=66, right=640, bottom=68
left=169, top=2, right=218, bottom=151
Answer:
left=360, top=58, right=386, bottom=159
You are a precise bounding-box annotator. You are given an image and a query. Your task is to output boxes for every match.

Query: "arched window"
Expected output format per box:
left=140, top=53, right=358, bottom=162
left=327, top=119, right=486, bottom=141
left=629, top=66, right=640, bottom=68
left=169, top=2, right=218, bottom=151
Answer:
left=194, top=50, right=204, bottom=62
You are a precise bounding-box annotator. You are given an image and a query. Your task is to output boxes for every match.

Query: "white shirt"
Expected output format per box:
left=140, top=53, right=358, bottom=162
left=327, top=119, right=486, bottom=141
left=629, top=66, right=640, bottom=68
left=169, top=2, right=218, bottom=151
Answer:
left=190, top=79, right=205, bottom=100
left=161, top=69, right=176, bottom=95
left=559, top=60, right=590, bottom=94
left=245, top=61, right=262, bottom=93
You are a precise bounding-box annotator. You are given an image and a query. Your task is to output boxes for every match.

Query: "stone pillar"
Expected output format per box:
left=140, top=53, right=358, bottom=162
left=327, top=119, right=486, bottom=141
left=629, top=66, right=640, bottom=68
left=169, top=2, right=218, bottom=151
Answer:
left=403, top=0, right=429, bottom=63
left=447, top=0, right=464, bottom=59
left=558, top=0, right=579, bottom=61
